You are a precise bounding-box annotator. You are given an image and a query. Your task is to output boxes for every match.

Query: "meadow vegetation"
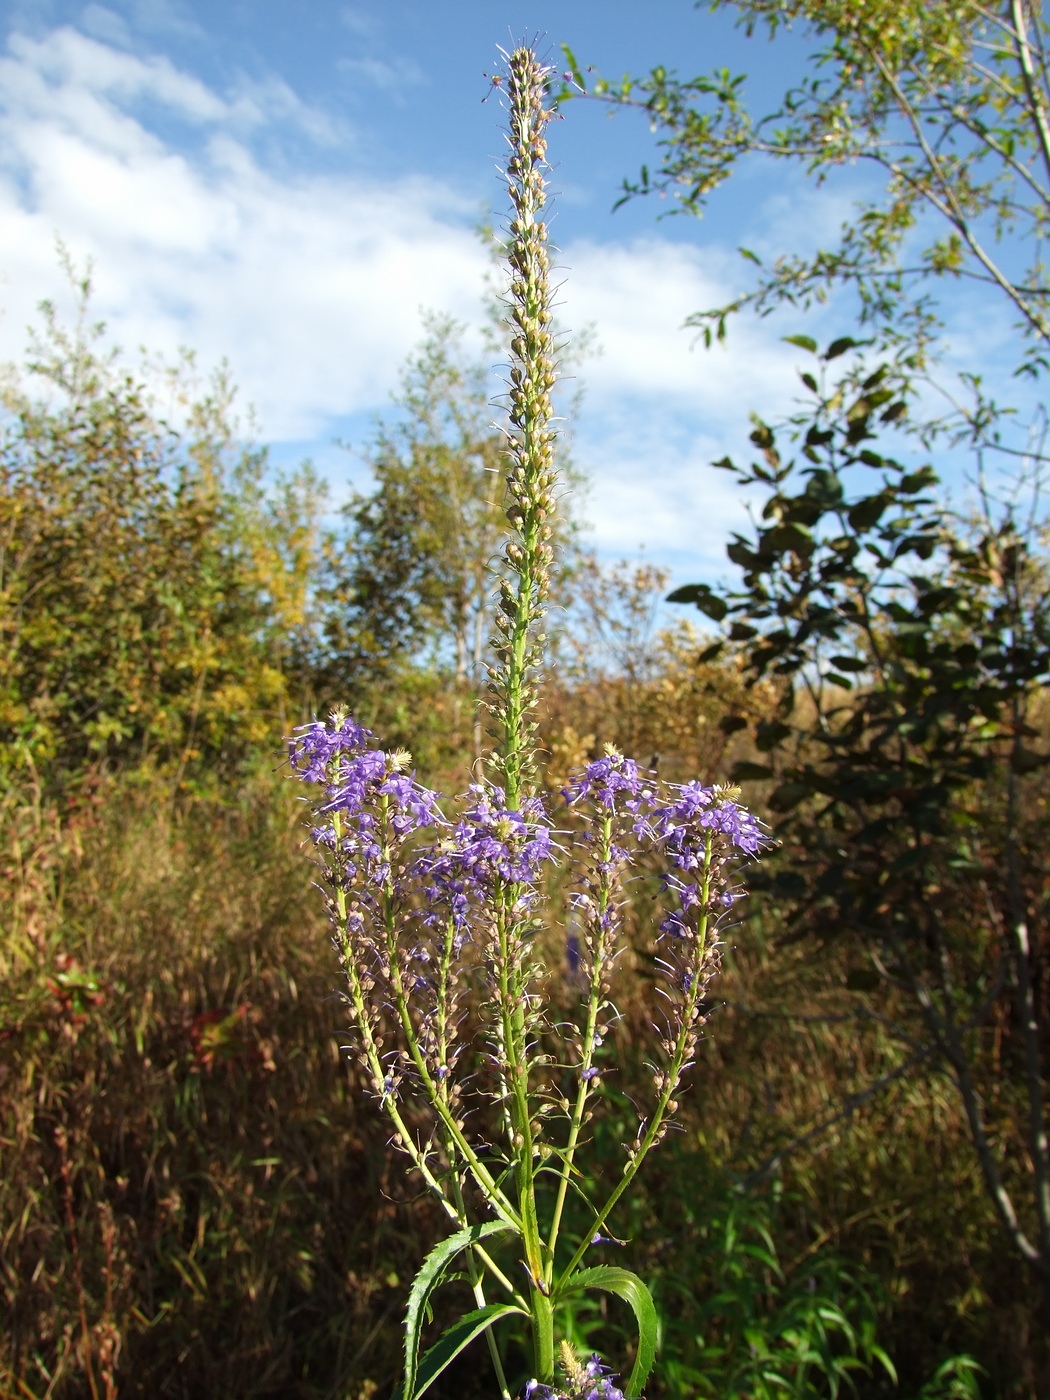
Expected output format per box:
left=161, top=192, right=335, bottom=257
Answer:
left=4, top=3, right=1050, bottom=1386
left=0, top=277, right=1043, bottom=1399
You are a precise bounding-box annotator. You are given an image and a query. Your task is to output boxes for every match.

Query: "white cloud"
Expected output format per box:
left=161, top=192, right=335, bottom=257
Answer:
left=559, top=238, right=803, bottom=567
left=564, top=237, right=799, bottom=413
left=0, top=25, right=489, bottom=441
left=0, top=21, right=805, bottom=573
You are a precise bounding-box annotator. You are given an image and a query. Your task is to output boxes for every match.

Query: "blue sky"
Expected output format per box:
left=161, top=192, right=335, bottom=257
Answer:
left=0, top=0, right=1032, bottom=586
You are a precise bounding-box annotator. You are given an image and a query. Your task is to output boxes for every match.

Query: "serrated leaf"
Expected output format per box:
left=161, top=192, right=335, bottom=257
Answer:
left=556, top=1266, right=658, bottom=1398
left=394, top=1303, right=526, bottom=1400
left=402, top=1222, right=514, bottom=1400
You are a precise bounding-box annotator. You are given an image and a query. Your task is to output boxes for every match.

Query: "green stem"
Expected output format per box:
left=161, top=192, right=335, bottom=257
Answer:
left=375, top=799, right=522, bottom=1228
left=332, top=824, right=460, bottom=1226
left=557, top=836, right=715, bottom=1289
left=495, top=899, right=544, bottom=1283
left=490, top=47, right=560, bottom=1382
left=545, top=813, right=614, bottom=1277
left=531, top=1291, right=555, bottom=1382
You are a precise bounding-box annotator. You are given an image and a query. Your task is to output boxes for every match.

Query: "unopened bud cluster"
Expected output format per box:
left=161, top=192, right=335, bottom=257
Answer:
left=489, top=46, right=560, bottom=803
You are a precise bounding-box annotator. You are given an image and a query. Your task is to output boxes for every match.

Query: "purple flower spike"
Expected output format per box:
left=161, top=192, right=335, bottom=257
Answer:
left=288, top=713, right=372, bottom=784
left=651, top=782, right=766, bottom=862
left=320, top=749, right=387, bottom=817
left=379, top=771, right=444, bottom=836
left=563, top=751, right=653, bottom=813
left=430, top=783, right=555, bottom=892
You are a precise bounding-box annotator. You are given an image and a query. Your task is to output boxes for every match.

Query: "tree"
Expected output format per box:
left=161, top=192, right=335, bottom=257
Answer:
left=316, top=314, right=506, bottom=711
left=0, top=268, right=323, bottom=789
left=565, top=5, right=1050, bottom=1363
left=314, top=312, right=583, bottom=766
left=565, top=0, right=1050, bottom=395
left=669, top=337, right=1050, bottom=1345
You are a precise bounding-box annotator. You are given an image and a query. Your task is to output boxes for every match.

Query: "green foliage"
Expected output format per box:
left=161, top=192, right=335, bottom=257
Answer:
left=568, top=0, right=1050, bottom=377
left=656, top=1186, right=895, bottom=1400
left=555, top=1268, right=658, bottom=1398
left=402, top=1223, right=516, bottom=1400
left=0, top=273, right=323, bottom=789
left=670, top=338, right=1050, bottom=1342
left=315, top=313, right=506, bottom=706
left=398, top=1304, right=528, bottom=1400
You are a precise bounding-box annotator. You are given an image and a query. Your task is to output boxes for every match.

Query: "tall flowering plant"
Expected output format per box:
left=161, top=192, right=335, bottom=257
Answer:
left=288, top=47, right=766, bottom=1400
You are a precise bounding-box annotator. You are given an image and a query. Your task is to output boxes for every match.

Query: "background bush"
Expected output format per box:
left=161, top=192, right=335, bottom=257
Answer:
left=0, top=286, right=1044, bottom=1398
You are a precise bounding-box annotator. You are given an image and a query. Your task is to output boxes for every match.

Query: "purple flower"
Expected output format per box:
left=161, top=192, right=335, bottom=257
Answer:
left=378, top=771, right=444, bottom=836
left=563, top=752, right=654, bottom=813
left=288, top=713, right=372, bottom=784
left=581, top=1356, right=625, bottom=1400
left=427, top=784, right=555, bottom=892
left=320, top=749, right=388, bottom=817
left=651, top=782, right=765, bottom=860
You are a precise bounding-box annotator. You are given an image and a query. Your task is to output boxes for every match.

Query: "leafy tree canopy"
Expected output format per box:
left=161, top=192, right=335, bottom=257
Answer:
left=565, top=0, right=1050, bottom=387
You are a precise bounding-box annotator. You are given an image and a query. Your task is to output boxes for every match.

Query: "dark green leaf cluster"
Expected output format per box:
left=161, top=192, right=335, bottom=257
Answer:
left=672, top=341, right=1050, bottom=946
left=670, top=337, right=1050, bottom=1300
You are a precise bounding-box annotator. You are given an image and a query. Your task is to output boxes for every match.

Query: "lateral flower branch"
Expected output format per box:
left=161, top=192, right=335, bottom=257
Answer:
left=287, top=46, right=768, bottom=1400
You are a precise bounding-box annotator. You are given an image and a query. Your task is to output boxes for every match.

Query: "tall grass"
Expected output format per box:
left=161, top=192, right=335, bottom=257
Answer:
left=0, top=771, right=468, bottom=1399
left=0, top=757, right=1031, bottom=1397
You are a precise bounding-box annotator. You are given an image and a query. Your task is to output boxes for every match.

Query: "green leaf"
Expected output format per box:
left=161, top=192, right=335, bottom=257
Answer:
left=738, top=246, right=763, bottom=265
left=665, top=583, right=728, bottom=621
left=560, top=43, right=586, bottom=91
left=556, top=1266, right=658, bottom=1398
left=395, top=1303, right=525, bottom=1400
left=847, top=493, right=890, bottom=531
left=829, top=655, right=867, bottom=673
left=783, top=334, right=818, bottom=353
left=824, top=336, right=859, bottom=360
left=402, top=1222, right=514, bottom=1400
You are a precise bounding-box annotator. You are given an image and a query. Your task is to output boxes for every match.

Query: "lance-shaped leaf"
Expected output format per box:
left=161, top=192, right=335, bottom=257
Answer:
left=394, top=1303, right=526, bottom=1400
left=400, top=1221, right=516, bottom=1400
left=555, top=1266, right=658, bottom=1398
